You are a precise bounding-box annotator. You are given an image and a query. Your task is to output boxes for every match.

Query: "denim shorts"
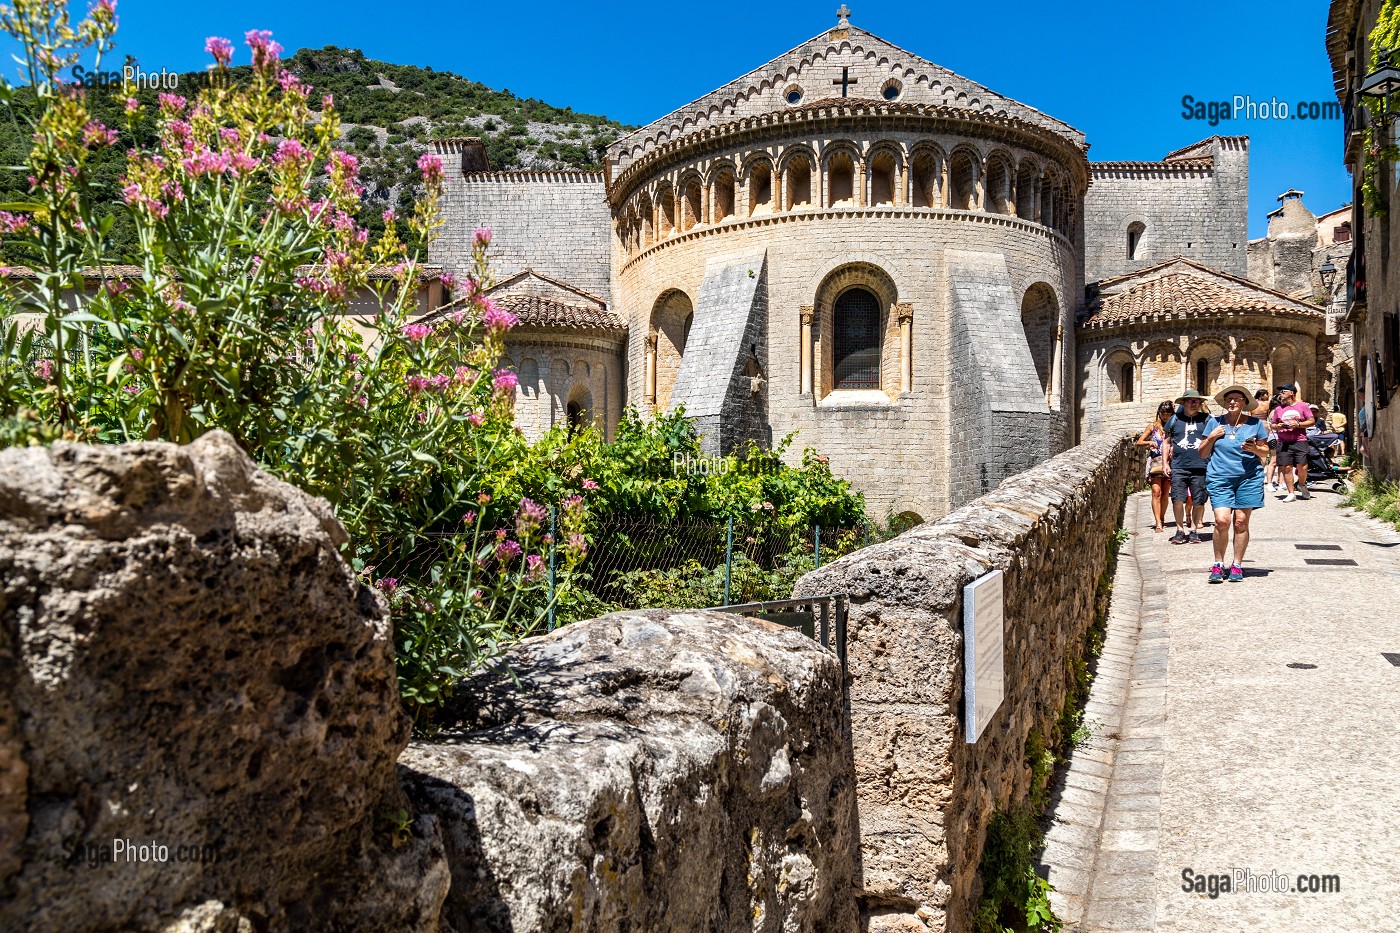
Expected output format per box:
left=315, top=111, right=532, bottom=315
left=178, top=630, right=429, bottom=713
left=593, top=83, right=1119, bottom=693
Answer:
left=1170, top=468, right=1208, bottom=504
left=1207, top=471, right=1265, bottom=510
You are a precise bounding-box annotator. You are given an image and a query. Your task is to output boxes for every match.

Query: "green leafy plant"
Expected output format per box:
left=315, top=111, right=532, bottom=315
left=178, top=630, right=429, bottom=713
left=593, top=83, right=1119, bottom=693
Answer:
left=0, top=2, right=585, bottom=725
left=973, top=809, right=1061, bottom=933
left=1361, top=0, right=1400, bottom=217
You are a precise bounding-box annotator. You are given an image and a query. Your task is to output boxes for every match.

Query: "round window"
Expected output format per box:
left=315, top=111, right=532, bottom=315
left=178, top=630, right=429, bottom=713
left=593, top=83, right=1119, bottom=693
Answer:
left=881, top=79, right=902, bottom=101
left=785, top=85, right=803, bottom=105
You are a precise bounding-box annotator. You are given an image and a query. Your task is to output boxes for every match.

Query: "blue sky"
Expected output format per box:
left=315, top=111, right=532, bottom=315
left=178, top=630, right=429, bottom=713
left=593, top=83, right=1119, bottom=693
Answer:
left=9, top=1, right=1352, bottom=237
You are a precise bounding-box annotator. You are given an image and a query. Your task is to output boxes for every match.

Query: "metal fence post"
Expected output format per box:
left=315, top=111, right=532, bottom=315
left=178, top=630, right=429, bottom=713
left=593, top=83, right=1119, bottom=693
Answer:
left=814, top=525, right=821, bottom=569
left=863, top=521, right=870, bottom=548
left=547, top=505, right=557, bottom=631
left=724, top=517, right=733, bottom=605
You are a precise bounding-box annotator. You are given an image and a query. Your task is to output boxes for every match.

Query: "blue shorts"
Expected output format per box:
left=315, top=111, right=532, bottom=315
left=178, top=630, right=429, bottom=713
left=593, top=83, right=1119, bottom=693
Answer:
left=1207, top=472, right=1265, bottom=510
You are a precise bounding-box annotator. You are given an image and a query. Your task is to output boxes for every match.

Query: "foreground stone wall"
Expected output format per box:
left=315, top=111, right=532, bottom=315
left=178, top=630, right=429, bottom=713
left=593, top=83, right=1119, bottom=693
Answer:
left=793, top=432, right=1140, bottom=932
left=401, top=609, right=859, bottom=932
left=0, top=433, right=447, bottom=932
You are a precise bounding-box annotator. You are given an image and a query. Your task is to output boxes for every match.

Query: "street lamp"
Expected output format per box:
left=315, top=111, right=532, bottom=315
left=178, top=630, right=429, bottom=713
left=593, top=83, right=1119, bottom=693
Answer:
left=1361, top=51, right=1400, bottom=123
left=1318, top=256, right=1338, bottom=291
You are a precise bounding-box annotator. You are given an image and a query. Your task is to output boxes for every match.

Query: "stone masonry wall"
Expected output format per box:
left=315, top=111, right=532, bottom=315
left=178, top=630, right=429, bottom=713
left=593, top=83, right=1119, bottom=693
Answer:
left=1085, top=138, right=1249, bottom=283
left=430, top=157, right=612, bottom=303
left=400, top=609, right=859, bottom=932
left=793, top=433, right=1140, bottom=932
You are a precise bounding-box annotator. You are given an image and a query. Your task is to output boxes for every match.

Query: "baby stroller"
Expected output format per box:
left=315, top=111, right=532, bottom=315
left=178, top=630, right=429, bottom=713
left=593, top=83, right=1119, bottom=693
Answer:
left=1304, top=434, right=1351, bottom=493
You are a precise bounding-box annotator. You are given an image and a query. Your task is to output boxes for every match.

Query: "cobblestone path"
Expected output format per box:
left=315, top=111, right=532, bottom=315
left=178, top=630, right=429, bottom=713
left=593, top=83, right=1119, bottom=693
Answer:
left=1040, top=488, right=1400, bottom=932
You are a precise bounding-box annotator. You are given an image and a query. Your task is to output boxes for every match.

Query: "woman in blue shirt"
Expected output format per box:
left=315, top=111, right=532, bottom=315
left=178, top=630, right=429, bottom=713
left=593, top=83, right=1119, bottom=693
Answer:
left=1198, top=385, right=1271, bottom=584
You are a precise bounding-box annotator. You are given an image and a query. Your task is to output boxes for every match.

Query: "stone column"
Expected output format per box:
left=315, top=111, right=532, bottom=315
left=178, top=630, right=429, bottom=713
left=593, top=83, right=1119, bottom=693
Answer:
left=856, top=163, right=866, bottom=208
left=940, top=159, right=950, bottom=208
left=895, top=160, right=906, bottom=208
left=1008, top=174, right=1018, bottom=218
left=897, top=303, right=914, bottom=392
left=645, top=332, right=658, bottom=407
left=800, top=306, right=815, bottom=395
left=1049, top=325, right=1064, bottom=410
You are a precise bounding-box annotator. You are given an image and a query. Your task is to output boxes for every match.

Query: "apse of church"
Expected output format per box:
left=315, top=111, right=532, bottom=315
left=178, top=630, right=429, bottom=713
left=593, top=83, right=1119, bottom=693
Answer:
left=427, top=9, right=1322, bottom=519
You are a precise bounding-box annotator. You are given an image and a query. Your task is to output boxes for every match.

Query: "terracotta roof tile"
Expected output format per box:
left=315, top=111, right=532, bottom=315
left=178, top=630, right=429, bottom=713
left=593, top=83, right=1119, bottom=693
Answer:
left=1082, top=261, right=1324, bottom=327
left=496, top=293, right=625, bottom=331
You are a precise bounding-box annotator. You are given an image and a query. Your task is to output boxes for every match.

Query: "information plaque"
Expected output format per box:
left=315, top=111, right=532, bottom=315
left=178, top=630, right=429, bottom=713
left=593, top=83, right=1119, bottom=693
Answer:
left=963, top=569, right=1005, bottom=743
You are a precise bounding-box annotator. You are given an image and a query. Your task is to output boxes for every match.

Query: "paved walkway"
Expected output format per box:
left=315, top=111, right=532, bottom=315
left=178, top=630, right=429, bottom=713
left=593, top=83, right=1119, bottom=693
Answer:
left=1042, top=486, right=1400, bottom=932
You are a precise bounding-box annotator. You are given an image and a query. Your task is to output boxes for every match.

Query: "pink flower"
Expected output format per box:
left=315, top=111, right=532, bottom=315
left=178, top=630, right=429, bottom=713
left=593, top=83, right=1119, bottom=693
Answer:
left=404, top=375, right=429, bottom=396
left=374, top=577, right=399, bottom=596
left=0, top=211, right=30, bottom=233
left=158, top=93, right=186, bottom=113
left=494, top=539, right=523, bottom=563
left=82, top=121, right=118, bottom=147
left=467, top=412, right=485, bottom=427
left=182, top=148, right=231, bottom=178
left=564, top=533, right=588, bottom=559
left=492, top=369, right=518, bottom=393
left=462, top=510, right=477, bottom=525
left=525, top=554, right=544, bottom=580
left=124, top=97, right=139, bottom=113
left=245, top=29, right=283, bottom=70
left=322, top=93, right=335, bottom=111
left=33, top=359, right=54, bottom=382
left=382, top=208, right=397, bottom=224
left=582, top=479, right=599, bottom=491
left=205, top=36, right=234, bottom=67
left=481, top=299, right=518, bottom=334
left=95, top=0, right=116, bottom=15
left=516, top=497, right=547, bottom=539
left=122, top=384, right=139, bottom=395
left=418, top=152, right=443, bottom=185
left=473, top=225, right=491, bottom=247
left=453, top=366, right=475, bottom=384
left=273, top=138, right=308, bottom=168
left=229, top=152, right=259, bottom=176
left=401, top=323, right=432, bottom=342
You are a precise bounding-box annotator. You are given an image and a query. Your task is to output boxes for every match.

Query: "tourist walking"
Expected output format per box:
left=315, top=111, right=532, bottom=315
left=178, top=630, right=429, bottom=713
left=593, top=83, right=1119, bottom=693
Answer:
left=1136, top=401, right=1174, bottom=532
left=1270, top=383, right=1315, bottom=501
left=1164, top=389, right=1215, bottom=544
left=1199, top=385, right=1271, bottom=583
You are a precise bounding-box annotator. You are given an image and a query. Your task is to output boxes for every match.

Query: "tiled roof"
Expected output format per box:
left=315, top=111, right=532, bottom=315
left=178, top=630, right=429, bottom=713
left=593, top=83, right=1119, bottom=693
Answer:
left=496, top=293, right=624, bottom=331
left=1082, top=258, right=1324, bottom=327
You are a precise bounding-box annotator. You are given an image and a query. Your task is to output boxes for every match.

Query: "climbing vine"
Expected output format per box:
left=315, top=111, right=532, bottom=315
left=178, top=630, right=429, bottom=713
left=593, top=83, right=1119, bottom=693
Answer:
left=1361, top=0, right=1400, bottom=216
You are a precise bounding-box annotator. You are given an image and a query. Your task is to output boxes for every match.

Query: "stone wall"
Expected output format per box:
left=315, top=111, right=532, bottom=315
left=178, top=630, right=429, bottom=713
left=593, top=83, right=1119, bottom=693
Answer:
left=0, top=432, right=447, bottom=932
left=506, top=331, right=626, bottom=442
left=429, top=147, right=611, bottom=303
left=793, top=433, right=1140, bottom=932
left=1085, top=137, right=1249, bottom=283
left=400, top=609, right=859, bottom=932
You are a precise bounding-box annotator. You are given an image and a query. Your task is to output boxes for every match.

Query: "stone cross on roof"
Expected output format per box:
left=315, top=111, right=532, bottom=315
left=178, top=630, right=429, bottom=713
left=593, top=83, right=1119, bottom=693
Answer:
left=836, top=3, right=851, bottom=26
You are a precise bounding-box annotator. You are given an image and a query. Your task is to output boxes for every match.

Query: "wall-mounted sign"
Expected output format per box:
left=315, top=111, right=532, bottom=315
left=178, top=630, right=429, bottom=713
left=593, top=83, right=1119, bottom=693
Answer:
left=963, top=569, right=1005, bottom=744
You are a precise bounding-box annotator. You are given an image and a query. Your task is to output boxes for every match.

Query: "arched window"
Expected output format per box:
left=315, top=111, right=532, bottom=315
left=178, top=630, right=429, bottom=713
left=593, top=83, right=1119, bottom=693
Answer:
left=680, top=179, right=702, bottom=231
left=1196, top=358, right=1209, bottom=393
left=1021, top=284, right=1058, bottom=399
left=747, top=161, right=772, bottom=216
left=833, top=287, right=882, bottom=389
left=827, top=152, right=855, bottom=206
left=658, top=187, right=676, bottom=237
left=712, top=169, right=735, bottom=222
left=985, top=156, right=1011, bottom=215
left=784, top=154, right=813, bottom=210
left=869, top=150, right=896, bottom=206
left=566, top=385, right=593, bottom=434
left=1107, top=353, right=1135, bottom=403
left=1127, top=222, right=1145, bottom=260
left=1015, top=161, right=1039, bottom=218
left=949, top=151, right=977, bottom=210
left=911, top=150, right=939, bottom=207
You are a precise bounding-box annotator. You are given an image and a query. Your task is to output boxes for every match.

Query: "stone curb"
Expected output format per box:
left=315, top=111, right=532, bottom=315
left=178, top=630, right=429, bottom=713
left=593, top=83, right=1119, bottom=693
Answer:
left=1042, top=491, right=1168, bottom=932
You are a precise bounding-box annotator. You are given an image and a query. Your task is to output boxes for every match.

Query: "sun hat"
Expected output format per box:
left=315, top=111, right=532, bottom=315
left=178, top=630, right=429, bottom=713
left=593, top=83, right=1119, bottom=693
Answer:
left=1174, top=388, right=1210, bottom=404
left=1214, top=384, right=1253, bottom=409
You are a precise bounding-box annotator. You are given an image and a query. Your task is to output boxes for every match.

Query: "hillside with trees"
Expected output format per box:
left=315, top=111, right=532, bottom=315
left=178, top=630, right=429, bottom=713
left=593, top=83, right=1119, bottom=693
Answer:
left=0, top=46, right=632, bottom=262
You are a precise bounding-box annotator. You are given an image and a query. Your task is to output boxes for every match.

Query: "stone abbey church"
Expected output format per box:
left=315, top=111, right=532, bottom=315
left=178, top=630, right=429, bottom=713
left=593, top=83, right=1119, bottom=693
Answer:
left=425, top=11, right=1336, bottom=520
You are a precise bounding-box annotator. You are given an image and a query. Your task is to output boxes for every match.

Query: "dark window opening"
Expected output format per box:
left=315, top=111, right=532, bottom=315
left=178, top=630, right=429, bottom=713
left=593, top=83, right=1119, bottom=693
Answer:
left=1127, top=222, right=1145, bottom=260
left=1196, top=358, right=1209, bottom=393
left=1120, top=362, right=1135, bottom=402
left=833, top=288, right=882, bottom=389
